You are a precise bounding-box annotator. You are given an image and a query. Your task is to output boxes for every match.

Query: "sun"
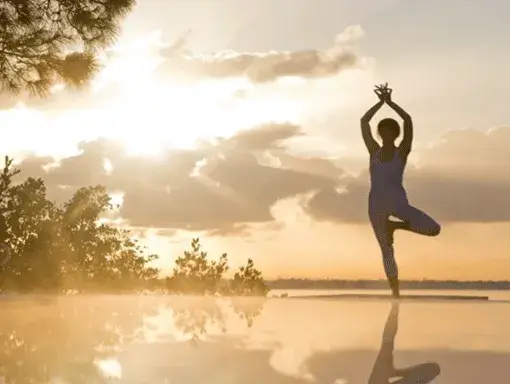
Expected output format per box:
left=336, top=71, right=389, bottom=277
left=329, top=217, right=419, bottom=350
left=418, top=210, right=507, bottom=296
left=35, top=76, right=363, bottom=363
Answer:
left=103, top=80, right=225, bottom=155
left=0, top=33, right=307, bottom=161
left=94, top=358, right=122, bottom=379
left=100, top=76, right=305, bottom=157
left=66, top=32, right=307, bottom=157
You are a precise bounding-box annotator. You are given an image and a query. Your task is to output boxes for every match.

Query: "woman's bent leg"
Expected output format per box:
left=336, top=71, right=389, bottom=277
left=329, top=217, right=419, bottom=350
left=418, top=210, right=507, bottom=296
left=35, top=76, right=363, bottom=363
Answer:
left=392, top=204, right=441, bottom=237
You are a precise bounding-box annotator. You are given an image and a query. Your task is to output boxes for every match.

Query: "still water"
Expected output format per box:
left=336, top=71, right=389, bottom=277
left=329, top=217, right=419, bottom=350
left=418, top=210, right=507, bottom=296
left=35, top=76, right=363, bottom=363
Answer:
left=0, top=293, right=508, bottom=383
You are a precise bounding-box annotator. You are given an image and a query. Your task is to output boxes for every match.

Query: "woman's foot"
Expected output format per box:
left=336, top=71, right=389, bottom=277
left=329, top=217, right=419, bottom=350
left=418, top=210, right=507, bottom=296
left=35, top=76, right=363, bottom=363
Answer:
left=388, top=277, right=400, bottom=298
left=387, top=220, right=410, bottom=245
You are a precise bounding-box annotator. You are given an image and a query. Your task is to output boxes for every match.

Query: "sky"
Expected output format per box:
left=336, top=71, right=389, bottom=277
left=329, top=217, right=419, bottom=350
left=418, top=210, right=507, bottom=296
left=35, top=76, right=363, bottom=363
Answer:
left=2, top=0, right=510, bottom=280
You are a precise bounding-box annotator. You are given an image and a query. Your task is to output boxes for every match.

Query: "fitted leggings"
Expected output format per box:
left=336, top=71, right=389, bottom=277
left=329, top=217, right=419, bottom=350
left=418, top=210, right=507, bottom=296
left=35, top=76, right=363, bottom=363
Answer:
left=369, top=200, right=441, bottom=279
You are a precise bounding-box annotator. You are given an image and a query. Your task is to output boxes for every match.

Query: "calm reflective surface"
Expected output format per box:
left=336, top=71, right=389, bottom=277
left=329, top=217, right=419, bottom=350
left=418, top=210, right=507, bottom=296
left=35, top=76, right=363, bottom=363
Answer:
left=0, top=295, right=507, bottom=383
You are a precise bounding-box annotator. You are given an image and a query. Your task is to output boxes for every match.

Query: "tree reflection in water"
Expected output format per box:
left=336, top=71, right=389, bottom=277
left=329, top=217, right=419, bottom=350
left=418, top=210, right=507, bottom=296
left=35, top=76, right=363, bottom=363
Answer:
left=0, top=295, right=266, bottom=383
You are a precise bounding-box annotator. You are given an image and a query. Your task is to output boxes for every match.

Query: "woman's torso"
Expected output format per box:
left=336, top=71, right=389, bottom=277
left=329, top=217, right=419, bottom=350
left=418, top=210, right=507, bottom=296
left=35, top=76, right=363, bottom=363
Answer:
left=369, top=147, right=407, bottom=201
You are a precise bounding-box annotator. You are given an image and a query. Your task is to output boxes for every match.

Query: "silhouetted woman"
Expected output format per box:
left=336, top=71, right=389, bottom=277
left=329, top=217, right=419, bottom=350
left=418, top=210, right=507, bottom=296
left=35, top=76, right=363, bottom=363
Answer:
left=360, top=84, right=441, bottom=298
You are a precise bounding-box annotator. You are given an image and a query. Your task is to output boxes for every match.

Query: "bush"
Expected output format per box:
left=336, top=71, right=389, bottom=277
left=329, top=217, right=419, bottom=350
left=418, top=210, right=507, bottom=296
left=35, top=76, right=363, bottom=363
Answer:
left=166, top=238, right=268, bottom=296
left=229, top=259, right=269, bottom=296
left=166, top=238, right=228, bottom=295
left=0, top=156, right=159, bottom=293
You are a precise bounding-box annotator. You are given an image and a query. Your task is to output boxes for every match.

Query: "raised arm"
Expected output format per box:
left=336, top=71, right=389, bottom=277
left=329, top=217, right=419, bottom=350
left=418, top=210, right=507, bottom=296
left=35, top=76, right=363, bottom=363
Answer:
left=387, top=99, right=413, bottom=158
left=360, top=100, right=383, bottom=155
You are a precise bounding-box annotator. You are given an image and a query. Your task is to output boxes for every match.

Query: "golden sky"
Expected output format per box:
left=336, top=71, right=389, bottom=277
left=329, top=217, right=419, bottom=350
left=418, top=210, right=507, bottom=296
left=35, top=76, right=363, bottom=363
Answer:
left=2, top=0, right=510, bottom=280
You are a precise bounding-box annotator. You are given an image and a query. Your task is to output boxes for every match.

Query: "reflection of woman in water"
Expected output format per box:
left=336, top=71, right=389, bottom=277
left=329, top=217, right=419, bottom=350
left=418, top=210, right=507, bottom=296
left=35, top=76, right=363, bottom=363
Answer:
left=369, top=302, right=440, bottom=384
left=360, top=84, right=441, bottom=298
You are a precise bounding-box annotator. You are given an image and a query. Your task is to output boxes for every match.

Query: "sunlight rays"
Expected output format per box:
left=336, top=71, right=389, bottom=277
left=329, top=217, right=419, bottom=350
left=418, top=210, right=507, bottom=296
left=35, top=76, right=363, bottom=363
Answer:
left=102, top=76, right=305, bottom=156
left=0, top=29, right=358, bottom=160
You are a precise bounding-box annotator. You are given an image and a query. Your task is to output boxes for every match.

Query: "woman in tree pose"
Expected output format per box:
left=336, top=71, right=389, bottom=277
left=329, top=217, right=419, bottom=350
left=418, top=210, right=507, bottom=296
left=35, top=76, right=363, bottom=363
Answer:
left=360, top=83, right=441, bottom=298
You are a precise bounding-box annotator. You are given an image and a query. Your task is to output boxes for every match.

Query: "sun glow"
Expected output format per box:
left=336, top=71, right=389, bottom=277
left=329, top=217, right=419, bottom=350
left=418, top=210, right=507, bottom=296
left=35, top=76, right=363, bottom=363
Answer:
left=0, top=32, right=307, bottom=160
left=87, top=30, right=306, bottom=155
left=101, top=76, right=305, bottom=156
left=95, top=358, right=122, bottom=379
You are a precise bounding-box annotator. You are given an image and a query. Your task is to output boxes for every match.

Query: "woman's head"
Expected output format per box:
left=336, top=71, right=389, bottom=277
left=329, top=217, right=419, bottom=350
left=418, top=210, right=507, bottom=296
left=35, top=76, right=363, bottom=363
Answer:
left=377, top=118, right=400, bottom=143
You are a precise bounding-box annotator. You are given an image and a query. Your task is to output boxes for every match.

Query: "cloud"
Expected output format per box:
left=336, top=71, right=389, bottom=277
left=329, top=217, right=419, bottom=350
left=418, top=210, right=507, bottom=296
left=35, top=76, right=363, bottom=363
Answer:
left=268, top=152, right=346, bottom=180
left=13, top=109, right=510, bottom=233
left=156, top=25, right=366, bottom=83
left=16, top=123, right=336, bottom=234
left=417, top=127, right=510, bottom=178
left=225, top=123, right=303, bottom=151
left=304, top=126, right=510, bottom=223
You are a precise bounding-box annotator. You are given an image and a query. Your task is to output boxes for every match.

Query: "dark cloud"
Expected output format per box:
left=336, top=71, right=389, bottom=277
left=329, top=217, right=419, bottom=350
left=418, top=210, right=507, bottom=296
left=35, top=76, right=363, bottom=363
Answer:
left=304, top=127, right=510, bottom=223
left=156, top=25, right=365, bottom=83
left=227, top=123, right=303, bottom=151
left=116, top=147, right=333, bottom=232
left=416, top=127, right=509, bottom=178
left=16, top=123, right=334, bottom=234
left=15, top=123, right=510, bottom=233
left=271, top=152, right=346, bottom=180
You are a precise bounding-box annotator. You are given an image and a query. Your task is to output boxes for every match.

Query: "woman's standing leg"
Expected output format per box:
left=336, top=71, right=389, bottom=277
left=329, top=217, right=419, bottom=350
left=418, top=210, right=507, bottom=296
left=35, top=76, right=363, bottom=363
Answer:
left=369, top=204, right=400, bottom=297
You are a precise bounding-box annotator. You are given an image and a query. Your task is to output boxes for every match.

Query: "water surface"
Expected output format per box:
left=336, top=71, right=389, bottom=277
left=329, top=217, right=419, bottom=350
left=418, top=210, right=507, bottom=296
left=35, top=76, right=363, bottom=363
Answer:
left=0, top=294, right=507, bottom=383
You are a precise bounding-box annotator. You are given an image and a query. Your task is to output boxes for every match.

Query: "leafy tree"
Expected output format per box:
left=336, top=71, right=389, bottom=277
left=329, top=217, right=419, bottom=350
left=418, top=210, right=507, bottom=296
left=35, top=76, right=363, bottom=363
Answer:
left=167, top=238, right=269, bottom=297
left=229, top=258, right=269, bottom=297
left=0, top=159, right=63, bottom=291
left=0, top=155, right=268, bottom=295
left=0, top=0, right=135, bottom=96
left=0, top=156, right=160, bottom=292
left=166, top=238, right=229, bottom=295
left=60, top=185, right=159, bottom=291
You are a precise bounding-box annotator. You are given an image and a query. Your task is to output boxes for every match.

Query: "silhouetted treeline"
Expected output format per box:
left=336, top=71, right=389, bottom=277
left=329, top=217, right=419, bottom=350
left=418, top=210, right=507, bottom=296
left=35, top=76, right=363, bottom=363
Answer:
left=266, top=279, right=510, bottom=290
left=0, top=157, right=268, bottom=296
